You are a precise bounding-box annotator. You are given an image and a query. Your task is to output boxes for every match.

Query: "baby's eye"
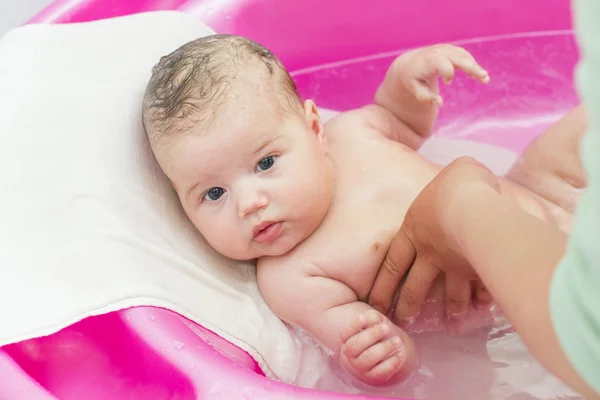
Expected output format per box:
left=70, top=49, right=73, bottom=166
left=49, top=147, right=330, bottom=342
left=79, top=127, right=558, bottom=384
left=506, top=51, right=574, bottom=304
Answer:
left=257, top=155, right=276, bottom=172
left=204, top=187, right=225, bottom=201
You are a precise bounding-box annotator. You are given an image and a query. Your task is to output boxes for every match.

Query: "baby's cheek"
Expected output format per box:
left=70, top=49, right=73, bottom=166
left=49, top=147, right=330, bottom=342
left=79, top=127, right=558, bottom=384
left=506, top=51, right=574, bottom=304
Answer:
left=277, top=178, right=306, bottom=205
left=210, top=220, right=234, bottom=241
left=190, top=212, right=225, bottom=242
left=203, top=225, right=247, bottom=260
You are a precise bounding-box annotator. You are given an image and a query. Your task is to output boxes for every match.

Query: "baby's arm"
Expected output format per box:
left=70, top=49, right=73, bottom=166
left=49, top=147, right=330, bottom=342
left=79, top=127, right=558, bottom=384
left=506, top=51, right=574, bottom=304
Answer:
left=373, top=44, right=489, bottom=148
left=257, top=261, right=417, bottom=386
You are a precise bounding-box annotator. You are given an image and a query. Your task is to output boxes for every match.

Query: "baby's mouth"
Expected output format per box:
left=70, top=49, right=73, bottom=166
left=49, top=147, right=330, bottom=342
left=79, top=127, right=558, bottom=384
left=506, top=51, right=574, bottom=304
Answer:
left=253, top=221, right=283, bottom=244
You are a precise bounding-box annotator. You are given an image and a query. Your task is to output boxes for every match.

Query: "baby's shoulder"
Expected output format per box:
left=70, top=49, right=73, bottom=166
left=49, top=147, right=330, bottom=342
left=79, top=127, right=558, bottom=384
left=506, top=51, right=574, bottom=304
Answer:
left=324, top=105, right=382, bottom=133
left=325, top=105, right=418, bottom=146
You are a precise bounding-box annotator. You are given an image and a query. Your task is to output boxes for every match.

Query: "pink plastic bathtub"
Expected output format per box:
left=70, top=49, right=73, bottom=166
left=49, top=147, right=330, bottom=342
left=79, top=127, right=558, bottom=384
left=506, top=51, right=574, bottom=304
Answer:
left=0, top=0, right=580, bottom=399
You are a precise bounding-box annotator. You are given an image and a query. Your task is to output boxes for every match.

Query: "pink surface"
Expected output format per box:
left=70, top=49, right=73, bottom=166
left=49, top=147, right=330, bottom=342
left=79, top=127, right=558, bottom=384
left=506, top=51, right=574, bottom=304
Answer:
left=2, top=0, right=580, bottom=399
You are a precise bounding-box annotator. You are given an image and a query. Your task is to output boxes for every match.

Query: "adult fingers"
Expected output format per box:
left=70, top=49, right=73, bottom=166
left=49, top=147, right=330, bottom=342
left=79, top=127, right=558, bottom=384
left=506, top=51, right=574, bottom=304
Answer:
left=369, top=226, right=416, bottom=315
left=393, top=257, right=439, bottom=323
left=445, top=274, right=472, bottom=320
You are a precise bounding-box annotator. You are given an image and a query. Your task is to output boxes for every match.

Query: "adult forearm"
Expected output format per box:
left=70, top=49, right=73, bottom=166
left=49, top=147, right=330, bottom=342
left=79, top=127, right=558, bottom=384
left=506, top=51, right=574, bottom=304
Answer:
left=453, top=190, right=598, bottom=398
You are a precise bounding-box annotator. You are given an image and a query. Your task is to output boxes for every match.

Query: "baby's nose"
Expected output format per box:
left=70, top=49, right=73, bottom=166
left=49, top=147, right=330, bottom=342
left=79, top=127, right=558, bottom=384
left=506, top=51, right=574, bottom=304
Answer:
left=238, top=191, right=268, bottom=218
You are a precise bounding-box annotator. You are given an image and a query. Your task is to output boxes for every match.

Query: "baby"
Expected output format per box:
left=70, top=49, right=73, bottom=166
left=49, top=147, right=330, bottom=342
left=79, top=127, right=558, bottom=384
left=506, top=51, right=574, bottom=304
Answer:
left=142, top=35, right=579, bottom=386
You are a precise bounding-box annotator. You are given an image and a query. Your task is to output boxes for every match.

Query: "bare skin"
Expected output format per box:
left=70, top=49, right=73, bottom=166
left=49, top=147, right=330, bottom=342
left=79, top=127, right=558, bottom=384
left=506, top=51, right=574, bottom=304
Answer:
left=157, top=42, right=581, bottom=387
left=257, top=102, right=574, bottom=385
left=367, top=104, right=587, bottom=326
left=506, top=104, right=587, bottom=220
left=362, top=156, right=598, bottom=399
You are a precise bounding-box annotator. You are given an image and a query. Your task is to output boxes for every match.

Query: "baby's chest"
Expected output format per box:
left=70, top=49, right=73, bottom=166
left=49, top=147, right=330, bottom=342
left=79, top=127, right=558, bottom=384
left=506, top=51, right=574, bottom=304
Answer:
left=302, top=183, right=410, bottom=301
left=300, top=137, right=424, bottom=299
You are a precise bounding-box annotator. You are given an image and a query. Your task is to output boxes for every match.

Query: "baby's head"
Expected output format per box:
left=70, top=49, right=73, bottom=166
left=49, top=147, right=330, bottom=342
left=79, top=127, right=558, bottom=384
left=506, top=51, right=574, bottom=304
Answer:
left=143, top=35, right=335, bottom=260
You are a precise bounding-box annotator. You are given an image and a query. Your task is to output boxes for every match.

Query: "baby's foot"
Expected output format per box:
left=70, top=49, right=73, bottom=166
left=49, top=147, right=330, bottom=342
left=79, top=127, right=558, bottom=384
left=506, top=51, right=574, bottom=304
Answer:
left=339, top=309, right=416, bottom=386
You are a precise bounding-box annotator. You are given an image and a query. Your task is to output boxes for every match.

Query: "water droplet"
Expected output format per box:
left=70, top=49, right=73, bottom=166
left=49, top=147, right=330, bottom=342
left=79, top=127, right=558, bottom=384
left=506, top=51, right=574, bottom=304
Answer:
left=173, top=341, right=185, bottom=351
left=149, top=314, right=156, bottom=321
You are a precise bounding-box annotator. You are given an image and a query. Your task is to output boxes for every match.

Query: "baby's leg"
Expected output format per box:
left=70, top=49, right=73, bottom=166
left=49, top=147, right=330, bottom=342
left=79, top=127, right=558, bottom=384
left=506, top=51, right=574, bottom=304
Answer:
left=505, top=105, right=587, bottom=215
left=339, top=309, right=417, bottom=386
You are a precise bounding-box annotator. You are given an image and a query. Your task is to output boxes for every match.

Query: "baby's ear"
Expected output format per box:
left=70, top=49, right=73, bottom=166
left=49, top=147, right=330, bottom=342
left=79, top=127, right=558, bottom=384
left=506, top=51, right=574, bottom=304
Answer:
left=303, top=99, right=327, bottom=148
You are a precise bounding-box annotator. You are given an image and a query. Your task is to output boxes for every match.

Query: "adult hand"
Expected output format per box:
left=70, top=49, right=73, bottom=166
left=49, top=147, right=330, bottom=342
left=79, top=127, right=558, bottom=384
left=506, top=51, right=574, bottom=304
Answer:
left=368, top=157, right=500, bottom=324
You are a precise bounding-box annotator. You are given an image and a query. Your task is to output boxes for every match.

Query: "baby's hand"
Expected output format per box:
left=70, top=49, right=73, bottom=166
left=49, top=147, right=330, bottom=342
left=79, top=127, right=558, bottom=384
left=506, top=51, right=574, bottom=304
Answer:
left=339, top=310, right=407, bottom=385
left=398, top=44, right=490, bottom=106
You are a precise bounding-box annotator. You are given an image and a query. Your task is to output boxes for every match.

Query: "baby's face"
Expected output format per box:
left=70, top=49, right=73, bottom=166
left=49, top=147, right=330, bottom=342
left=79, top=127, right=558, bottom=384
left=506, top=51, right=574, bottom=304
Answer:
left=160, top=96, right=335, bottom=260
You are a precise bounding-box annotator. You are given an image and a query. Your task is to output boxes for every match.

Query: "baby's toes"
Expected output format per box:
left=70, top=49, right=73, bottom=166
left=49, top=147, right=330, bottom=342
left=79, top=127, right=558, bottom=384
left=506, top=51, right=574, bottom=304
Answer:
left=353, top=336, right=404, bottom=373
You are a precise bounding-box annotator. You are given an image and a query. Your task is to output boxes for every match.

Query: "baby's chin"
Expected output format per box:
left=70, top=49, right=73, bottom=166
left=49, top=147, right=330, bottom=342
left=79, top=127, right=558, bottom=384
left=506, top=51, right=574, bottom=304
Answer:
left=255, top=240, right=301, bottom=260
left=254, top=233, right=309, bottom=260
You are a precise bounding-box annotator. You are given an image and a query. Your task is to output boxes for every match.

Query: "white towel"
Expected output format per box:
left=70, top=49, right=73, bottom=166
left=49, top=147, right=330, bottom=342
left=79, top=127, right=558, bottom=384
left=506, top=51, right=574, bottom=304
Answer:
left=0, top=11, right=326, bottom=384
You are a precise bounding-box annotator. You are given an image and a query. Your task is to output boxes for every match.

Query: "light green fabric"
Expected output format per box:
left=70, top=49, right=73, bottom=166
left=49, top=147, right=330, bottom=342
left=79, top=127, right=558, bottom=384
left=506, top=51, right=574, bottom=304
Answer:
left=550, top=0, right=600, bottom=394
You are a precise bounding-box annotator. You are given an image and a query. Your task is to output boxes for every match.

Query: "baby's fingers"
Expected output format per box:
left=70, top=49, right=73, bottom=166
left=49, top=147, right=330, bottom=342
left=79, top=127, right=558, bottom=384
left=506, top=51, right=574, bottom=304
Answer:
left=352, top=336, right=404, bottom=372
left=340, top=314, right=367, bottom=344
left=364, top=350, right=406, bottom=384
left=429, top=55, right=456, bottom=85
left=340, top=310, right=384, bottom=345
left=411, top=79, right=443, bottom=106
left=449, top=53, right=489, bottom=83
left=344, top=322, right=388, bottom=358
